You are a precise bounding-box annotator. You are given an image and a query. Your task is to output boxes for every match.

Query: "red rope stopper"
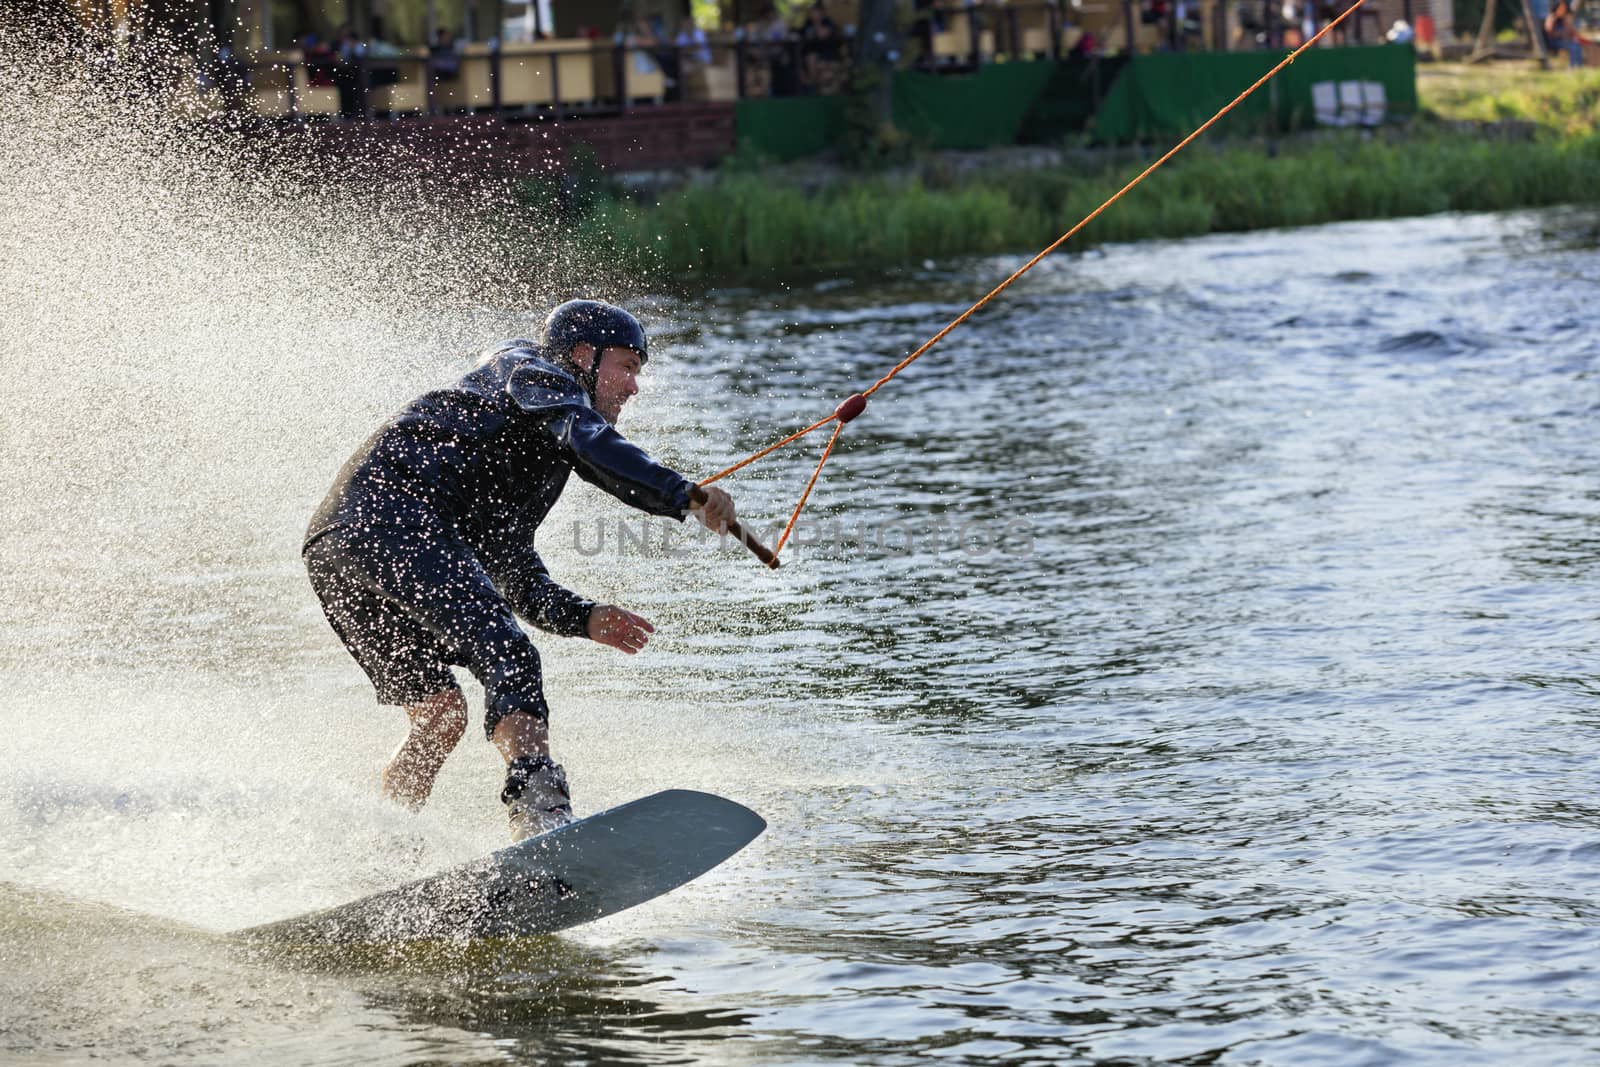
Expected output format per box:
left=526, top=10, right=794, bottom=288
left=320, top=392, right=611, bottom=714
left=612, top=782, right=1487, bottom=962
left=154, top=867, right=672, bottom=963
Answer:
left=834, top=393, right=867, bottom=424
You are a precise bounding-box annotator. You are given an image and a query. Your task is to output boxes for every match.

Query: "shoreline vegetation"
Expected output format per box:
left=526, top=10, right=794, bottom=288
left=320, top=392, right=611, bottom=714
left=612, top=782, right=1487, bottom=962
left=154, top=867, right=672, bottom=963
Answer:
left=530, top=62, right=1600, bottom=282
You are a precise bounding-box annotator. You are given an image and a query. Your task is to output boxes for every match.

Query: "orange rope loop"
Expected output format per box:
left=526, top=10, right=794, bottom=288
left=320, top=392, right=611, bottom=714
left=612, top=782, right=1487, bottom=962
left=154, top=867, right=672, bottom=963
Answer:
left=703, top=0, right=1369, bottom=559
left=773, top=420, right=846, bottom=555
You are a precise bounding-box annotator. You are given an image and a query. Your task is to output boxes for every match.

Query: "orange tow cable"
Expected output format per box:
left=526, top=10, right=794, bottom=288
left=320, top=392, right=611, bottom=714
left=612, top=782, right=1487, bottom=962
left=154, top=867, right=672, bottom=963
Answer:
left=702, top=0, right=1369, bottom=558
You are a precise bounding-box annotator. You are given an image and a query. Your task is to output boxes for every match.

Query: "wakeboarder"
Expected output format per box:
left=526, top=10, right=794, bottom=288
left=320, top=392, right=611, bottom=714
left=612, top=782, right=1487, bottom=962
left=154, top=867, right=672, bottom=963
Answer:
left=303, top=300, right=735, bottom=841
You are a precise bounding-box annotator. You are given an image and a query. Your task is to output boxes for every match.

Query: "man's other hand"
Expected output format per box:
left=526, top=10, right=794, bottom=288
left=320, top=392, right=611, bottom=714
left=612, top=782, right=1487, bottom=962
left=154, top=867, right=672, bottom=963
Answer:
left=693, top=486, right=736, bottom=534
left=588, top=605, right=655, bottom=654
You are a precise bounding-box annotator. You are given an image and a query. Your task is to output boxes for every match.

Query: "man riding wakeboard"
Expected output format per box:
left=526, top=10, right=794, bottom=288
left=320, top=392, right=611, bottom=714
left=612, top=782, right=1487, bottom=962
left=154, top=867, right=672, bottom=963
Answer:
left=303, top=299, right=736, bottom=841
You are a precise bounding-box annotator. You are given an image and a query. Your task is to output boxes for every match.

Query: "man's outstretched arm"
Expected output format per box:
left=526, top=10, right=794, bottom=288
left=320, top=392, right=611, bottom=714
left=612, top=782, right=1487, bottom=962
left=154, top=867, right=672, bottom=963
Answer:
left=552, top=406, right=696, bottom=518
left=491, top=547, right=595, bottom=637
left=507, top=358, right=737, bottom=531
left=492, top=545, right=655, bottom=653
left=555, top=410, right=738, bottom=534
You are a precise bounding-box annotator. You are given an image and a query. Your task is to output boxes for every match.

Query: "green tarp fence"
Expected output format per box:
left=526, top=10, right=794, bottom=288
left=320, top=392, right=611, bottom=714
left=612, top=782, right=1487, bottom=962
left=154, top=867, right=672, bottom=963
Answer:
left=893, top=58, right=1124, bottom=149
left=734, top=46, right=1416, bottom=161
left=735, top=57, right=1121, bottom=161
left=1091, top=45, right=1418, bottom=143
left=733, top=96, right=849, bottom=162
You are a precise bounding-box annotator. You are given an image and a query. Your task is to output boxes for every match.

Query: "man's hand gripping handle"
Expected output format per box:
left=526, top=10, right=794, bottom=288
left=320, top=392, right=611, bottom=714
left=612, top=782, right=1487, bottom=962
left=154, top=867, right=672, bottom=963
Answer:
left=689, top=485, right=780, bottom=570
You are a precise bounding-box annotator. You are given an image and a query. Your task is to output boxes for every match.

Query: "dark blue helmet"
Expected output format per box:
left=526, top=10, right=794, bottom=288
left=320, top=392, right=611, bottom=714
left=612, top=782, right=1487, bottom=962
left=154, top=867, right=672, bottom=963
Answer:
left=542, top=299, right=649, bottom=364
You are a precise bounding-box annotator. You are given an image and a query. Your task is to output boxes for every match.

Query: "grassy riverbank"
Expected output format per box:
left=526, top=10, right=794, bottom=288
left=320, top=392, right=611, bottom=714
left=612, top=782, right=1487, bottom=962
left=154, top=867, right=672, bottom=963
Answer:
left=1418, top=60, right=1600, bottom=136
left=549, top=62, right=1600, bottom=282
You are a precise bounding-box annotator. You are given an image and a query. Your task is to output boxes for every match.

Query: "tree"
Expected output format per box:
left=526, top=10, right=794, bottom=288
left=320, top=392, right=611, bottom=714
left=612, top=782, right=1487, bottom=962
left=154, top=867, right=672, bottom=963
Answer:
left=1471, top=0, right=1549, bottom=65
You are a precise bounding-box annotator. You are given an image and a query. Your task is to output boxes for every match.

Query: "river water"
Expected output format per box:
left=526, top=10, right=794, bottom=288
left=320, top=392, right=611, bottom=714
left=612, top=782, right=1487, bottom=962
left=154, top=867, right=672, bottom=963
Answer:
left=4, top=70, right=1600, bottom=1062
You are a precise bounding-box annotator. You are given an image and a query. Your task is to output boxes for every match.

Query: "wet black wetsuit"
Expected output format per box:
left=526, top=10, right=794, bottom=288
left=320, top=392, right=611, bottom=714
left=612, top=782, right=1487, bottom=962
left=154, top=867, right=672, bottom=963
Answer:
left=303, top=340, right=694, bottom=737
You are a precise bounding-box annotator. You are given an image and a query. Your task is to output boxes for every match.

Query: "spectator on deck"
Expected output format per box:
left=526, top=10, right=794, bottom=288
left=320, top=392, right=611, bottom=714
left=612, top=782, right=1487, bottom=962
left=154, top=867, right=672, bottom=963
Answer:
left=624, top=16, right=662, bottom=49
left=1233, top=1, right=1264, bottom=48
left=1175, top=0, right=1204, bottom=49
left=1545, top=1, right=1585, bottom=67
left=626, top=16, right=680, bottom=100
left=1318, top=0, right=1349, bottom=43
left=363, top=23, right=404, bottom=96
left=622, top=16, right=662, bottom=55
left=800, top=3, right=844, bottom=94
left=746, top=4, right=798, bottom=95
left=755, top=5, right=803, bottom=96
left=329, top=22, right=399, bottom=116
left=334, top=24, right=361, bottom=62
left=430, top=28, right=460, bottom=81
left=302, top=32, right=337, bottom=86
left=676, top=17, right=713, bottom=66
left=757, top=3, right=790, bottom=40
left=332, top=24, right=363, bottom=115
left=911, top=0, right=946, bottom=60
left=205, top=42, right=248, bottom=108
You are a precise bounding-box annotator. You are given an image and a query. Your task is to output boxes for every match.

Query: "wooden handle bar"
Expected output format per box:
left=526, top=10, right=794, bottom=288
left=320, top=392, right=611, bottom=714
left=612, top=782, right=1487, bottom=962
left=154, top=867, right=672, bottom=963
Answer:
left=689, top=485, right=780, bottom=570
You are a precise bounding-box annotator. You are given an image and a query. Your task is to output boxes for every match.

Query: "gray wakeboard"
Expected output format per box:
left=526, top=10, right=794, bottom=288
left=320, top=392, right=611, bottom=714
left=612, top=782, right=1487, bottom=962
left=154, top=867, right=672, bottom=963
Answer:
left=238, top=789, right=764, bottom=943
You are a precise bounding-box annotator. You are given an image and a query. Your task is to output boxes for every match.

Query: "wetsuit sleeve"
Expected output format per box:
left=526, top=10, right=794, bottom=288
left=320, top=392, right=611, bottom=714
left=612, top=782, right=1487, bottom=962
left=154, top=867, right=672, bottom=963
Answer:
left=490, top=546, right=595, bottom=638
left=505, top=361, right=695, bottom=519
left=550, top=407, right=696, bottom=519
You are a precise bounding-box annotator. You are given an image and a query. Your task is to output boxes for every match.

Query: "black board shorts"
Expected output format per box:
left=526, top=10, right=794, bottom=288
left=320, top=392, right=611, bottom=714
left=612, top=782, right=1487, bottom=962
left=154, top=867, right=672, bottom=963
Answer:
left=304, top=524, right=550, bottom=736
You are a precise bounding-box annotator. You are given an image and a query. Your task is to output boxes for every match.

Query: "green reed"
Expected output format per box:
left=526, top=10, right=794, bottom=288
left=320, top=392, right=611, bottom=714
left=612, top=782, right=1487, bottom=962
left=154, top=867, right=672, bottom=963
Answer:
left=554, top=130, right=1600, bottom=283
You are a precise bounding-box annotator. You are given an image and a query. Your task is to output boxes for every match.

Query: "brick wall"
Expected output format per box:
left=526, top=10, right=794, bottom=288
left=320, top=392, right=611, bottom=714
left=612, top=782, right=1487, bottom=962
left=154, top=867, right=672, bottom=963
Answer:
left=287, top=104, right=737, bottom=181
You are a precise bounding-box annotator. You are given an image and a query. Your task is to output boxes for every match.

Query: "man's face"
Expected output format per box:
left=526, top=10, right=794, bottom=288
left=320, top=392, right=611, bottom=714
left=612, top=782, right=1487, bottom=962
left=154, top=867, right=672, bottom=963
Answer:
left=585, top=344, right=644, bottom=424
